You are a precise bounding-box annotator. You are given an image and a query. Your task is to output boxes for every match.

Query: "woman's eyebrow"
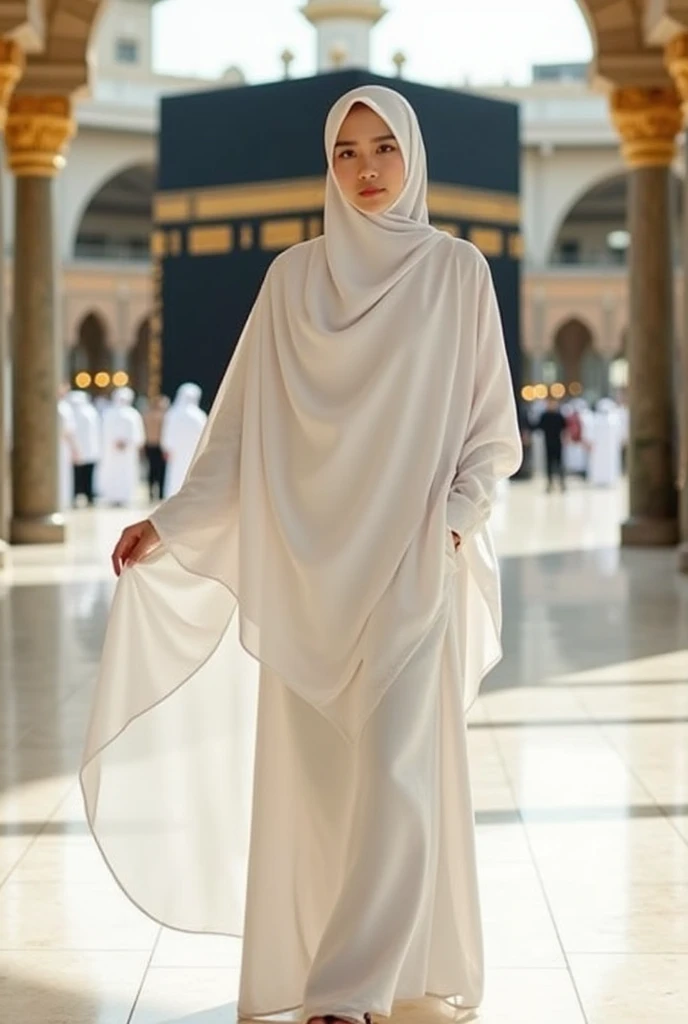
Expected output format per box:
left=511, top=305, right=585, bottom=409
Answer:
left=334, top=134, right=396, bottom=146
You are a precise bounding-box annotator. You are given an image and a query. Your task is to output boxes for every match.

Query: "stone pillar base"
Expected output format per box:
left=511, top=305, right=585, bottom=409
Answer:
left=677, top=542, right=688, bottom=574
left=621, top=516, right=679, bottom=547
left=10, top=513, right=65, bottom=544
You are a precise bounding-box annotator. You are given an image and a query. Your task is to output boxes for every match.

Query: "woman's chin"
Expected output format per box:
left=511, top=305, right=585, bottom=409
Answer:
left=352, top=195, right=394, bottom=215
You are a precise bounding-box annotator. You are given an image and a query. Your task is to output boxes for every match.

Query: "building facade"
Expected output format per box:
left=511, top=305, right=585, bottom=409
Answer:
left=37, top=11, right=681, bottom=405
left=1, top=0, right=688, bottom=566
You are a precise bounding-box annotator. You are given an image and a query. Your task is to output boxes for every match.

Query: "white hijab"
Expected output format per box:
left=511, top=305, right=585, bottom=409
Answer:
left=81, top=86, right=521, bottom=933
left=322, top=87, right=442, bottom=312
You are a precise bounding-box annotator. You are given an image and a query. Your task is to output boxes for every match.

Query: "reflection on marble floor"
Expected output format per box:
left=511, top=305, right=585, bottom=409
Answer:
left=2, top=477, right=688, bottom=1023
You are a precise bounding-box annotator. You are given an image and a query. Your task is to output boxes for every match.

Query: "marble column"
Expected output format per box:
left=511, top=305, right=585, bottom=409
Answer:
left=5, top=94, right=74, bottom=544
left=0, top=40, right=23, bottom=564
left=610, top=87, right=682, bottom=547
left=666, top=34, right=688, bottom=571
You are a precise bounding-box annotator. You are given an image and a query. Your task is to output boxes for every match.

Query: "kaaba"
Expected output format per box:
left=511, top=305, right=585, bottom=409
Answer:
left=151, top=69, right=522, bottom=407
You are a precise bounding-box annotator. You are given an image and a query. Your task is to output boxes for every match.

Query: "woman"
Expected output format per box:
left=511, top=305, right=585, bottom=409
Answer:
left=81, top=86, right=522, bottom=1024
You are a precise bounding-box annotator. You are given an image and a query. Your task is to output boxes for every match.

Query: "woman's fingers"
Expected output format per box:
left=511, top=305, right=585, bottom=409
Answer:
left=111, top=521, right=159, bottom=577
left=112, top=530, right=137, bottom=577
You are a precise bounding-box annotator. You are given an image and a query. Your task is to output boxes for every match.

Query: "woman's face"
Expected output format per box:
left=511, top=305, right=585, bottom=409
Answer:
left=332, top=103, right=405, bottom=215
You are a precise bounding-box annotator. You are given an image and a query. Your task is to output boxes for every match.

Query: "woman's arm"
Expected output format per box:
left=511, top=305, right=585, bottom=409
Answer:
left=446, top=255, right=523, bottom=543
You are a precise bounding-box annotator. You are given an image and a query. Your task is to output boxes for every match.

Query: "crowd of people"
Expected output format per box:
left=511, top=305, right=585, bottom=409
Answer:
left=524, top=391, right=629, bottom=492
left=57, top=382, right=208, bottom=510
left=57, top=382, right=628, bottom=510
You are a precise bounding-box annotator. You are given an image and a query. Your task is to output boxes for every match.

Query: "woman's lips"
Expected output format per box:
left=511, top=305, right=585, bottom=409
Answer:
left=359, top=187, right=384, bottom=197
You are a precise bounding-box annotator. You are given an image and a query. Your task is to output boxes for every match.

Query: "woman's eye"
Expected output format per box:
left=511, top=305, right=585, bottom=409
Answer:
left=379, top=144, right=396, bottom=153
left=338, top=149, right=355, bottom=159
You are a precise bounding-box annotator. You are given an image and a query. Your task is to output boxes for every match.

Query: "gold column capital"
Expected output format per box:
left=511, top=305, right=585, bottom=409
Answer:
left=666, top=32, right=688, bottom=115
left=5, top=95, right=75, bottom=177
left=0, top=39, right=24, bottom=130
left=610, top=86, right=683, bottom=168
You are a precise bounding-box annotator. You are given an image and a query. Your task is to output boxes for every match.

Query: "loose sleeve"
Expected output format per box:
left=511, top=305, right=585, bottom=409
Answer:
left=446, top=256, right=523, bottom=540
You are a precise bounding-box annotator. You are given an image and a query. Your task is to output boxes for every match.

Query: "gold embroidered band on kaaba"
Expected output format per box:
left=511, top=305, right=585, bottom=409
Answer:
left=153, top=177, right=521, bottom=259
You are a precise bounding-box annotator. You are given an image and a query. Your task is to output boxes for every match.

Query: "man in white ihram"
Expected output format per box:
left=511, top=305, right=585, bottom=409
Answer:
left=68, top=389, right=101, bottom=505
left=161, top=383, right=208, bottom=498
left=99, top=387, right=145, bottom=506
left=588, top=397, right=623, bottom=487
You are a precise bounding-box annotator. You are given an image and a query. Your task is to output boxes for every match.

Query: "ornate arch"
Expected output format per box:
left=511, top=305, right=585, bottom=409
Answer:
left=543, top=162, right=628, bottom=265
left=64, top=298, right=115, bottom=349
left=69, top=159, right=155, bottom=258
left=544, top=305, right=605, bottom=356
left=551, top=315, right=603, bottom=391
left=128, top=314, right=152, bottom=396
left=69, top=309, right=113, bottom=383
left=551, top=313, right=598, bottom=349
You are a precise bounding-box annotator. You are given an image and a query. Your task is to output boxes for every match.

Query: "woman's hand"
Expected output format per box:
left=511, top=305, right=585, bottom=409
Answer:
left=451, top=530, right=461, bottom=551
left=111, top=519, right=161, bottom=577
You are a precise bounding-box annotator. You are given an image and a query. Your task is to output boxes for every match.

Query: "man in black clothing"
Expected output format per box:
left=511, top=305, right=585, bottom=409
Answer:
left=536, top=397, right=568, bottom=492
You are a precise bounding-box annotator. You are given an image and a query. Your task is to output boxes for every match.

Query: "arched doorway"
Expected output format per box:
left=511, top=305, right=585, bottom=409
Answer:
left=74, top=164, right=154, bottom=262
left=70, top=312, right=112, bottom=391
left=552, top=317, right=606, bottom=399
left=128, top=317, right=151, bottom=397
left=549, top=171, right=683, bottom=267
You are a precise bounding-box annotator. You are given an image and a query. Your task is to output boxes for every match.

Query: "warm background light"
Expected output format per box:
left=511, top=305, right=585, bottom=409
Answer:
left=112, top=371, right=129, bottom=387
left=520, top=385, right=535, bottom=402
left=569, top=381, right=583, bottom=396
left=533, top=384, right=548, bottom=400
left=94, top=371, right=111, bottom=388
left=75, top=372, right=91, bottom=389
left=550, top=382, right=566, bottom=399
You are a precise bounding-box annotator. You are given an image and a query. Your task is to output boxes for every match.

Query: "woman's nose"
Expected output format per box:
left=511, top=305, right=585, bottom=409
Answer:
left=358, top=162, right=378, bottom=180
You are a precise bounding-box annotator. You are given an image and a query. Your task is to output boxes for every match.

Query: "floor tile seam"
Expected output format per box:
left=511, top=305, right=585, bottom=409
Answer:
left=480, top=706, right=592, bottom=1024
left=552, top=700, right=688, bottom=857
left=562, top=943, right=688, bottom=955
left=594, top=722, right=688, bottom=853
left=126, top=925, right=163, bottom=1024
left=574, top=677, right=688, bottom=727
left=0, top=779, right=82, bottom=887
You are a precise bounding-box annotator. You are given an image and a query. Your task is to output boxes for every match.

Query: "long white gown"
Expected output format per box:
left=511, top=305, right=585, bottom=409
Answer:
left=239, top=535, right=483, bottom=1018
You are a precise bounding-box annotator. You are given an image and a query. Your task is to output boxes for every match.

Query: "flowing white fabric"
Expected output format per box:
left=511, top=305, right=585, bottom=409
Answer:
left=161, top=383, right=208, bottom=498
left=80, top=86, right=522, bottom=940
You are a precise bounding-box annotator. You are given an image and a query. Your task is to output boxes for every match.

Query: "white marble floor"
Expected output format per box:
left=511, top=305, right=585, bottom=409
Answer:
left=2, top=476, right=688, bottom=1023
